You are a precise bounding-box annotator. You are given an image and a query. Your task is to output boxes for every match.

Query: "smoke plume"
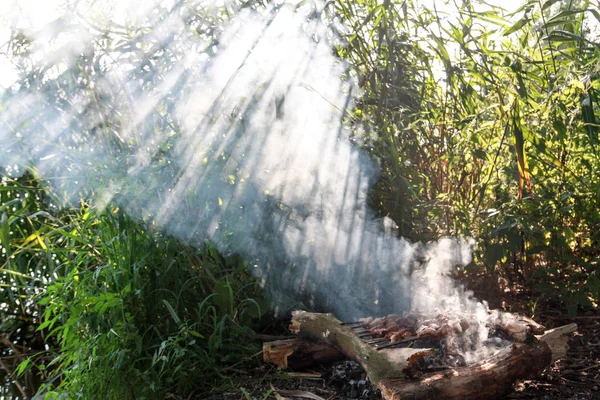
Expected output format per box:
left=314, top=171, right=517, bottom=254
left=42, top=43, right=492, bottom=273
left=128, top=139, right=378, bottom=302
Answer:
left=0, top=0, right=503, bottom=352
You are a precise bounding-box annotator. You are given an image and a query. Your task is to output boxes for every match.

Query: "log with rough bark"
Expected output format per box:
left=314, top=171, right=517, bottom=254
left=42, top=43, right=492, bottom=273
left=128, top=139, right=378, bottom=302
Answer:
left=536, top=323, right=577, bottom=362
left=495, top=314, right=546, bottom=342
left=378, top=341, right=552, bottom=400
left=263, top=338, right=345, bottom=369
left=290, top=311, right=434, bottom=383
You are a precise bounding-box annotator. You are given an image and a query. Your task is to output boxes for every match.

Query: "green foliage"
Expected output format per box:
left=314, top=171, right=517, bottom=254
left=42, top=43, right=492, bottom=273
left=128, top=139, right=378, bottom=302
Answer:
left=2, top=0, right=600, bottom=397
left=0, top=174, right=266, bottom=399
left=1, top=2, right=272, bottom=397
left=334, top=0, right=434, bottom=238
left=0, top=172, right=56, bottom=397
left=335, top=0, right=600, bottom=311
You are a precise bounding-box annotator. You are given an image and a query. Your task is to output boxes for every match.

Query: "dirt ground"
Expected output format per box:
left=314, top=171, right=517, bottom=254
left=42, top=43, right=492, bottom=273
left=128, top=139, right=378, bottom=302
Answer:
left=509, top=313, right=599, bottom=400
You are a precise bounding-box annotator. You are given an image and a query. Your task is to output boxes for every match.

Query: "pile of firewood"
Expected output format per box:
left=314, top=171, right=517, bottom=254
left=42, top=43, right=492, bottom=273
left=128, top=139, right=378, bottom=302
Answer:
left=263, top=311, right=577, bottom=400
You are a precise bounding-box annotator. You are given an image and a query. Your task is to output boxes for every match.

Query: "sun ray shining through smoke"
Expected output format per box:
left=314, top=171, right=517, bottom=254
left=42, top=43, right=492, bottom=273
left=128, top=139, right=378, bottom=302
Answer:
left=0, top=0, right=516, bottom=363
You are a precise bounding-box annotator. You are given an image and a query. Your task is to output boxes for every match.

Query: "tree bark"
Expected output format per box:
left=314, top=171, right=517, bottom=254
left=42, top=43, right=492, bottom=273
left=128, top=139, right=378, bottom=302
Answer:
left=378, top=341, right=552, bottom=400
left=536, top=323, right=577, bottom=362
left=281, top=312, right=574, bottom=400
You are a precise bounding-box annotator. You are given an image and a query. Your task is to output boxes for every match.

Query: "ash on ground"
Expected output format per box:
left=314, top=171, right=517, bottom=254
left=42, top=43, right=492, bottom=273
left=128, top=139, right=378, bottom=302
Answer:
left=325, top=360, right=380, bottom=399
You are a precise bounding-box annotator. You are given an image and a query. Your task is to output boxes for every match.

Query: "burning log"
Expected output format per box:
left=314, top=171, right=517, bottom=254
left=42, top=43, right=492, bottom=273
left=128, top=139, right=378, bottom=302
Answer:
left=495, top=314, right=546, bottom=342
left=290, top=311, right=435, bottom=383
left=278, top=311, right=575, bottom=400
left=359, top=312, right=545, bottom=344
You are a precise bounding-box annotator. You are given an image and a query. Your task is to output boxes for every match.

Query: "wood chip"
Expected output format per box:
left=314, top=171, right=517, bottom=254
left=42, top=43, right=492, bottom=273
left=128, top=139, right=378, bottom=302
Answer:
left=284, top=372, right=322, bottom=379
left=274, top=389, right=326, bottom=400
left=271, top=385, right=292, bottom=400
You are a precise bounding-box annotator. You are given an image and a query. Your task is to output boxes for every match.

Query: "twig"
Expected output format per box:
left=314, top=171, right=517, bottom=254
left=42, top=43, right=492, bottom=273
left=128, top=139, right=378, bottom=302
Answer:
left=546, top=314, right=600, bottom=320
left=284, top=372, right=322, bottom=379
left=0, top=336, right=24, bottom=357
left=272, top=387, right=326, bottom=400
left=0, top=357, right=28, bottom=398
left=563, top=363, right=600, bottom=375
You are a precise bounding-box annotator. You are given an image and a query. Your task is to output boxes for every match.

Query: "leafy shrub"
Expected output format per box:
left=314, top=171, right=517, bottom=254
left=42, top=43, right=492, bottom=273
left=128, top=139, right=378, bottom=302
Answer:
left=335, top=0, right=600, bottom=311
left=1, top=174, right=266, bottom=399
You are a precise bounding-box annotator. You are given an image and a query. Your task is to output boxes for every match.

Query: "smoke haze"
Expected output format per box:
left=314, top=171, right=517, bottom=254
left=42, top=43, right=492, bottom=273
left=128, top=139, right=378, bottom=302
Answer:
left=0, top=0, right=503, bottom=351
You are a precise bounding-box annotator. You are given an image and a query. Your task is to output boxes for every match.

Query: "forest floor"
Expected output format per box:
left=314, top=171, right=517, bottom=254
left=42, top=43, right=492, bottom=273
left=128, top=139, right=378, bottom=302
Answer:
left=507, top=312, right=599, bottom=399
left=197, top=276, right=600, bottom=400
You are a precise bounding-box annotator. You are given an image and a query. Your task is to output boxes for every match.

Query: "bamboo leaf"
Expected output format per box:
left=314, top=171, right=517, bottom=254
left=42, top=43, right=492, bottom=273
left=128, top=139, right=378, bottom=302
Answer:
left=553, top=118, right=567, bottom=141
left=542, top=0, right=561, bottom=10
left=503, top=17, right=530, bottom=36
left=522, top=126, right=565, bottom=170
left=512, top=108, right=532, bottom=199
left=543, top=19, right=575, bottom=29
left=213, top=279, right=234, bottom=316
left=0, top=213, right=9, bottom=254
left=544, top=30, right=582, bottom=42
left=582, top=95, right=598, bottom=148
left=548, top=9, right=587, bottom=21
left=162, top=299, right=182, bottom=325
left=0, top=268, right=37, bottom=280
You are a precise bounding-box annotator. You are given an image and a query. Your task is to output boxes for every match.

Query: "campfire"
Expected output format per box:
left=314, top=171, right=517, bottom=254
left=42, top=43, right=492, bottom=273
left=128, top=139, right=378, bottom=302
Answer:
left=339, top=312, right=537, bottom=370
left=264, top=311, right=576, bottom=400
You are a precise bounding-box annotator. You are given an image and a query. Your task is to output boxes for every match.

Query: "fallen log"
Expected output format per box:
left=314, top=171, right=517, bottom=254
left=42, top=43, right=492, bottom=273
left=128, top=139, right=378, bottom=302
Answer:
left=378, top=341, right=552, bottom=400
left=290, top=311, right=434, bottom=383
left=262, top=323, right=575, bottom=370
left=263, top=338, right=345, bottom=369
left=285, top=311, right=575, bottom=400
left=263, top=340, right=553, bottom=399
left=495, top=314, right=546, bottom=342
left=536, top=323, right=577, bottom=362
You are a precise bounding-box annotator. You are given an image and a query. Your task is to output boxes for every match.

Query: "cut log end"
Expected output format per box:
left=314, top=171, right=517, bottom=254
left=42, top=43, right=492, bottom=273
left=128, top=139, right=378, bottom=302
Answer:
left=262, top=338, right=345, bottom=369
left=536, top=323, right=577, bottom=362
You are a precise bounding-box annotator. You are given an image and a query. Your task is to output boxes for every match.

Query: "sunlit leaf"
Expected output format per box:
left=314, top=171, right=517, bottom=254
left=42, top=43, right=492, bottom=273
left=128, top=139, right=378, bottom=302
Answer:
left=503, top=17, right=530, bottom=36
left=541, top=0, right=561, bottom=10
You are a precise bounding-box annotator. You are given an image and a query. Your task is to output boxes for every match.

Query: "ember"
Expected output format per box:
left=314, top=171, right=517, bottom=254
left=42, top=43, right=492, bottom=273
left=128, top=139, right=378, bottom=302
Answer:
left=344, top=312, right=521, bottom=370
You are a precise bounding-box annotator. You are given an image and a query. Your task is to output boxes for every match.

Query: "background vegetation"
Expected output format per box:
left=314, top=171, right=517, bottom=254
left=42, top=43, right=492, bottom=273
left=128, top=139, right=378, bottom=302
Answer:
left=1, top=0, right=599, bottom=398
left=337, top=0, right=599, bottom=314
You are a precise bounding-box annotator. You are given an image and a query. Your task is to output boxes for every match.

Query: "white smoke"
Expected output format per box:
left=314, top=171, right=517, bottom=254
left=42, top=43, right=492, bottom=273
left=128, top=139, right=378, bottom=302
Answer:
left=0, top=0, right=500, bottom=343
